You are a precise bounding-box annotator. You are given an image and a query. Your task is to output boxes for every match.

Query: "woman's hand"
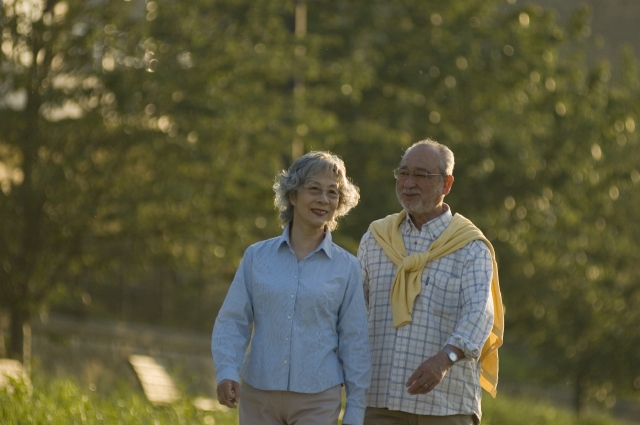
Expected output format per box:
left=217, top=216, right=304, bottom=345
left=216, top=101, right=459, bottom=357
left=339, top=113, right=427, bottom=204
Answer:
left=216, top=379, right=240, bottom=408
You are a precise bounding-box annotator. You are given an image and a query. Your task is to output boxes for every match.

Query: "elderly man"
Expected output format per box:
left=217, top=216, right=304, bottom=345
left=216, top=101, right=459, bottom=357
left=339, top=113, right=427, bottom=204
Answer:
left=357, top=139, right=503, bottom=425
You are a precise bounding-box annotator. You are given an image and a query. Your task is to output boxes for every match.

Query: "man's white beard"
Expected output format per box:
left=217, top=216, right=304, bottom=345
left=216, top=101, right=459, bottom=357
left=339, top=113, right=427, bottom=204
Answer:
left=397, top=188, right=440, bottom=217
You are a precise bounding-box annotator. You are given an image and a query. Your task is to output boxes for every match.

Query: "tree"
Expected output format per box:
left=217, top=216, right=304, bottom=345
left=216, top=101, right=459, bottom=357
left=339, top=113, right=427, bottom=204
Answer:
left=0, top=0, right=203, bottom=360
left=0, top=0, right=380, bottom=357
left=485, top=9, right=640, bottom=413
left=299, top=0, right=640, bottom=413
left=2, top=1, right=639, bottom=415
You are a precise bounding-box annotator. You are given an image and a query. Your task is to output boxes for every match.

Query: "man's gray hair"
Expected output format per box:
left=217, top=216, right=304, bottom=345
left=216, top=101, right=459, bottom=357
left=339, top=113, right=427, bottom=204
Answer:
left=273, top=151, right=360, bottom=230
left=406, top=138, right=455, bottom=176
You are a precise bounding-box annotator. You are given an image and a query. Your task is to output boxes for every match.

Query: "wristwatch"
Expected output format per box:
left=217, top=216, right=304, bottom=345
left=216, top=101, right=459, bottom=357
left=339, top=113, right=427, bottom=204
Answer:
left=443, top=347, right=459, bottom=364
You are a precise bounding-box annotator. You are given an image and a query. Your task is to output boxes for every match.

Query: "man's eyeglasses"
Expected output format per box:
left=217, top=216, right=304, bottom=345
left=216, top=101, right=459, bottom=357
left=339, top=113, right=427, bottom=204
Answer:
left=393, top=169, right=443, bottom=181
left=303, top=184, right=341, bottom=201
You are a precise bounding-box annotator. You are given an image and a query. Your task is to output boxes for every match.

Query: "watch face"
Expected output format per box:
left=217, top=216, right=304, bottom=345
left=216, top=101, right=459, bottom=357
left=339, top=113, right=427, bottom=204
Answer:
left=446, top=349, right=457, bottom=363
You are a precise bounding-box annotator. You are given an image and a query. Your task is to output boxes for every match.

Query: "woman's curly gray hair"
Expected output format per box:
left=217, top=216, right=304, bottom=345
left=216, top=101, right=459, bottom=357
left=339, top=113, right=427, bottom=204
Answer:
left=273, top=151, right=360, bottom=231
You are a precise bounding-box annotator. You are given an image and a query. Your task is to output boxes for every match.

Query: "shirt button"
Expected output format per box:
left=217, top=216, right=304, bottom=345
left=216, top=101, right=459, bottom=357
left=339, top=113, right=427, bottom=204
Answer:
left=290, top=294, right=294, bottom=298
left=294, top=275, right=298, bottom=278
left=285, top=337, right=289, bottom=341
left=287, top=315, right=291, bottom=319
left=284, top=360, right=288, bottom=364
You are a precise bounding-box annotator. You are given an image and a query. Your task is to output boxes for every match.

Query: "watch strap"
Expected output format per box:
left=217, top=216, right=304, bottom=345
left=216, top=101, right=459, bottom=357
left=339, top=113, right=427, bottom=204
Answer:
left=443, top=347, right=458, bottom=364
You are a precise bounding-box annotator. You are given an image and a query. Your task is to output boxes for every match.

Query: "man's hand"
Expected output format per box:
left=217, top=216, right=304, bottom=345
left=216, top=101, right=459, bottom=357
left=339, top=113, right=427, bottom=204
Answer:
left=405, top=351, right=453, bottom=395
left=216, top=379, right=240, bottom=408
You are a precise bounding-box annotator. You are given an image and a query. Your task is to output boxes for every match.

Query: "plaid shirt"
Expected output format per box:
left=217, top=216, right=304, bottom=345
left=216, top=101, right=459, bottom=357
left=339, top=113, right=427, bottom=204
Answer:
left=357, top=206, right=494, bottom=421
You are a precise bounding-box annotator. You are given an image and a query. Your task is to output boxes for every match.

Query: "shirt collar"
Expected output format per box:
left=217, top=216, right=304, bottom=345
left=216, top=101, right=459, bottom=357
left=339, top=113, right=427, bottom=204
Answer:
left=402, top=204, right=453, bottom=239
left=277, top=225, right=334, bottom=259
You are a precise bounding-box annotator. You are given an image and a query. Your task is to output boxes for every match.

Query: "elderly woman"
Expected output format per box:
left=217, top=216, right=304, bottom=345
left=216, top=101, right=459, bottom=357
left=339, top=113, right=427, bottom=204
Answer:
left=212, top=151, right=371, bottom=425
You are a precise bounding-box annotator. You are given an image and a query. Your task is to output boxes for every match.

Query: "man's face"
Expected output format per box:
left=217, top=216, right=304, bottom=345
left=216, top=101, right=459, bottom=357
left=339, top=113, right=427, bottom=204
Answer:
left=395, top=145, right=446, bottom=218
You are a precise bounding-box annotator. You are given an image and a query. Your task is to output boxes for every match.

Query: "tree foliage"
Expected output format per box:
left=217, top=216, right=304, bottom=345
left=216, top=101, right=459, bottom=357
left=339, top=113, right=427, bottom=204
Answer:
left=1, top=0, right=639, bottom=414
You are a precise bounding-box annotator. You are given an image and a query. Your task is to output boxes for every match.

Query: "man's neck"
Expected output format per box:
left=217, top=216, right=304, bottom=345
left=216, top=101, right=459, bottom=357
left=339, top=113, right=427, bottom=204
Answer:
left=408, top=204, right=447, bottom=229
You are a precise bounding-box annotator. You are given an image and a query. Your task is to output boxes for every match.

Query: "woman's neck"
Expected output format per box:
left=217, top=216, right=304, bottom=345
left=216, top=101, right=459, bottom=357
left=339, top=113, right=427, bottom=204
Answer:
left=289, top=222, right=326, bottom=261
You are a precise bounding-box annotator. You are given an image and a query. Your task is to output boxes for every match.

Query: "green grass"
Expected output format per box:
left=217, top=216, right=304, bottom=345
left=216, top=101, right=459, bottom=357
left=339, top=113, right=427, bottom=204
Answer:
left=0, top=375, right=631, bottom=425
left=0, top=376, right=237, bottom=425
left=482, top=394, right=628, bottom=425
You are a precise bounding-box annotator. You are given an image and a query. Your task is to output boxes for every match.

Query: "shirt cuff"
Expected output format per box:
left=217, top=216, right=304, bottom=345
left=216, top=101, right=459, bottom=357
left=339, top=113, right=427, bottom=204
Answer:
left=215, top=368, right=240, bottom=386
left=342, top=405, right=365, bottom=425
left=446, top=334, right=481, bottom=361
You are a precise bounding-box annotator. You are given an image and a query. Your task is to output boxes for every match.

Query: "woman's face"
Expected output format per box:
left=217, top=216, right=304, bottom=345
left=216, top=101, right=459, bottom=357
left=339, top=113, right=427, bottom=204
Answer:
left=290, top=174, right=340, bottom=232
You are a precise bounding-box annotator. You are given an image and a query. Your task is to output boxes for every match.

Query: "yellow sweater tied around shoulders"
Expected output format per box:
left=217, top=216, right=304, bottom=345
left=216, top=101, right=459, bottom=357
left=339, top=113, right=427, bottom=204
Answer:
left=369, top=210, right=504, bottom=397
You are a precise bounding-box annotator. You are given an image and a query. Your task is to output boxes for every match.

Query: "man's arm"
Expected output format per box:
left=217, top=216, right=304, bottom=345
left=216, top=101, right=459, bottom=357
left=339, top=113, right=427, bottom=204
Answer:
left=357, top=231, right=372, bottom=312
left=445, top=241, right=494, bottom=360
left=406, top=241, right=493, bottom=394
left=405, top=344, right=463, bottom=395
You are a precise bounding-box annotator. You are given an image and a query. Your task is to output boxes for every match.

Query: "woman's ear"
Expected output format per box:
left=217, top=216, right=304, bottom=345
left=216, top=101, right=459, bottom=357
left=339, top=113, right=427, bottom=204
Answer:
left=288, top=191, right=297, bottom=208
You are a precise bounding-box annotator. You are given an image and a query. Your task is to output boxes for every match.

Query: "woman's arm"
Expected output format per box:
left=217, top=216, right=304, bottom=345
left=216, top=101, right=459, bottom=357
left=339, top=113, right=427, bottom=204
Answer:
left=211, top=247, right=255, bottom=395
left=337, top=256, right=371, bottom=425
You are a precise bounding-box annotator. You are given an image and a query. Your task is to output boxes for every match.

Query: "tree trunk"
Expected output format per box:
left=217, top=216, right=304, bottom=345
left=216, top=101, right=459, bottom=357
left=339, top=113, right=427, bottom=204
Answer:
left=574, top=368, right=589, bottom=416
left=0, top=325, right=6, bottom=357
left=8, top=307, right=28, bottom=362
left=22, top=322, right=32, bottom=380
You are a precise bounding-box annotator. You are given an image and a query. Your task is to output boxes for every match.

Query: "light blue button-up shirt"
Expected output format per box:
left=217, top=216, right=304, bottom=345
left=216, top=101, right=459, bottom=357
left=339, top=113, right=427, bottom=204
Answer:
left=212, top=227, right=371, bottom=425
